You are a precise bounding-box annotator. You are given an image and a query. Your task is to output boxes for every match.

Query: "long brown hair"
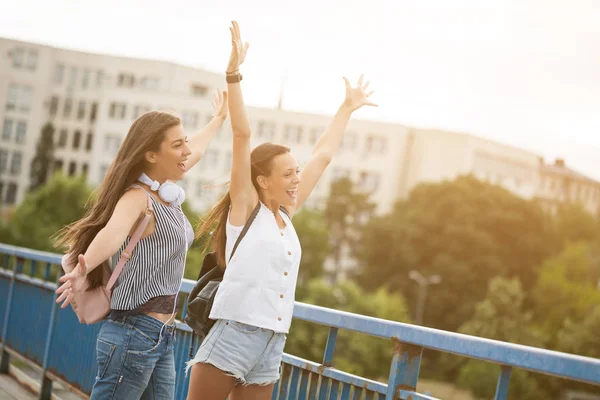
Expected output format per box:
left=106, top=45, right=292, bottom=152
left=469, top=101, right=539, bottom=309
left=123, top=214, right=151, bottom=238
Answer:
left=196, top=142, right=290, bottom=267
left=53, top=111, right=181, bottom=288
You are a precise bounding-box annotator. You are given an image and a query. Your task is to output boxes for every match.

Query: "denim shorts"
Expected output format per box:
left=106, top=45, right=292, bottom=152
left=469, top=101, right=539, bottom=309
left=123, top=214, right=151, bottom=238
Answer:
left=187, top=319, right=287, bottom=386
left=90, top=312, right=177, bottom=400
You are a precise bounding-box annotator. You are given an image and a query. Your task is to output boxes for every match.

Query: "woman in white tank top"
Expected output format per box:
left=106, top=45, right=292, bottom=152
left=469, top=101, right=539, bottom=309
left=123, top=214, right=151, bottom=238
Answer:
left=187, top=20, right=377, bottom=400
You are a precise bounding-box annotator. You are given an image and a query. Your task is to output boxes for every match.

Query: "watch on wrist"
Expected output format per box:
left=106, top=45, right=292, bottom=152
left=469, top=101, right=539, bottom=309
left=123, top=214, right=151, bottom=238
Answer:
left=226, top=73, right=243, bottom=84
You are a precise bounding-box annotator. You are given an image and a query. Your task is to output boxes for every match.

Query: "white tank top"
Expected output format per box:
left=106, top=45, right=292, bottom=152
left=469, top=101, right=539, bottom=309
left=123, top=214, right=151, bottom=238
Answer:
left=209, top=202, right=302, bottom=333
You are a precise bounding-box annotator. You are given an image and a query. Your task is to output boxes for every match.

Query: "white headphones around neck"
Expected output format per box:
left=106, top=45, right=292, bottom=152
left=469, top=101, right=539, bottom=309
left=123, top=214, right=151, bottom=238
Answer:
left=138, top=173, right=186, bottom=206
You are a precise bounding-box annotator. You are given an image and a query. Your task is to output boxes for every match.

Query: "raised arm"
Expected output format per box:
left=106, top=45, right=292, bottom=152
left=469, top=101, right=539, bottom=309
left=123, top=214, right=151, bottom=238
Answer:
left=55, top=189, right=147, bottom=306
left=183, top=89, right=228, bottom=170
left=293, top=75, right=376, bottom=211
left=227, top=20, right=258, bottom=226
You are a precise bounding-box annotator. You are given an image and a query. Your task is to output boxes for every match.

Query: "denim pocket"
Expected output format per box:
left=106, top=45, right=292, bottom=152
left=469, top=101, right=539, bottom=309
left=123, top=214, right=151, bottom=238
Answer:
left=96, top=338, right=116, bottom=380
left=228, top=320, right=260, bottom=334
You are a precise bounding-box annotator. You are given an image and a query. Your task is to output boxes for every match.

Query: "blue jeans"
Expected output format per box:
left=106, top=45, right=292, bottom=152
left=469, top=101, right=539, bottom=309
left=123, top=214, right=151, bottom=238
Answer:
left=90, top=312, right=177, bottom=400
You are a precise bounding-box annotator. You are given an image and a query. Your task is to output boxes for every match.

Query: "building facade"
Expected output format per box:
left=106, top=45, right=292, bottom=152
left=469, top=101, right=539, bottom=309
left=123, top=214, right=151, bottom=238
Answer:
left=1, top=37, right=599, bottom=223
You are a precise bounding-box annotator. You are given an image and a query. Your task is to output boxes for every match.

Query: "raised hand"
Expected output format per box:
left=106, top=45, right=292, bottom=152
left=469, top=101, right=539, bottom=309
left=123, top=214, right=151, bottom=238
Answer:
left=227, top=20, right=249, bottom=73
left=212, top=89, right=228, bottom=121
left=342, top=74, right=377, bottom=111
left=55, top=254, right=88, bottom=308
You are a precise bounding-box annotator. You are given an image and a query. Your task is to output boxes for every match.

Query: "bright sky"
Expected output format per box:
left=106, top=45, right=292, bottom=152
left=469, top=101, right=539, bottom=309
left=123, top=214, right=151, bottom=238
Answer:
left=1, top=0, right=599, bottom=179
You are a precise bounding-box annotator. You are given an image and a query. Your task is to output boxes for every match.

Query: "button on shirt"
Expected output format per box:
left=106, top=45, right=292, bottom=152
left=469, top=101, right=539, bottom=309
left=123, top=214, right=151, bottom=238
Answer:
left=209, top=203, right=302, bottom=333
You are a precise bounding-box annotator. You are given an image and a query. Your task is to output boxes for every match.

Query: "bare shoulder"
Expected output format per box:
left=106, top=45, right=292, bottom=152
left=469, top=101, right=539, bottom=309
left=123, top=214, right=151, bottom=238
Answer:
left=117, top=186, right=149, bottom=212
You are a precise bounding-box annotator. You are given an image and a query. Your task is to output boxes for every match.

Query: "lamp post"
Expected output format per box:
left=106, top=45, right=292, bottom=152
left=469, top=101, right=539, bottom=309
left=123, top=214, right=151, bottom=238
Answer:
left=409, top=270, right=441, bottom=325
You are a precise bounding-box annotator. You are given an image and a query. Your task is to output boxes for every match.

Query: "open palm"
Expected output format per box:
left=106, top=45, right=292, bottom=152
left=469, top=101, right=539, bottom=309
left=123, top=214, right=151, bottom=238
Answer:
left=227, top=20, right=249, bottom=73
left=343, top=74, right=377, bottom=111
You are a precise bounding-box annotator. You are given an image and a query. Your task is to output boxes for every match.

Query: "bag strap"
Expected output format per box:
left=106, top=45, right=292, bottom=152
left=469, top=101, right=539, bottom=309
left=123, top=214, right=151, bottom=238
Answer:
left=279, top=206, right=291, bottom=219
left=228, top=202, right=261, bottom=263
left=106, top=190, right=154, bottom=291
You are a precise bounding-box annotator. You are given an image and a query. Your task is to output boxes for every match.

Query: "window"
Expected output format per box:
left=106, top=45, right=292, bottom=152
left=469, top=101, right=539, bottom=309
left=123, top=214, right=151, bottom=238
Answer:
left=5, top=183, right=18, bottom=205
left=10, top=151, right=22, bottom=175
left=99, top=164, right=109, bottom=180
left=85, top=132, right=94, bottom=151
left=191, top=84, right=208, bottom=97
left=63, top=98, right=73, bottom=118
left=365, top=135, right=387, bottom=154
left=82, top=69, right=90, bottom=89
left=68, top=161, right=77, bottom=176
left=67, top=67, right=78, bottom=89
left=341, top=132, right=358, bottom=151
left=11, top=48, right=24, bottom=68
left=77, top=100, right=86, bottom=120
left=58, top=129, right=68, bottom=148
left=257, top=121, right=276, bottom=141
left=82, top=163, right=88, bottom=176
left=25, top=50, right=38, bottom=71
left=90, top=103, right=98, bottom=122
left=5, top=85, right=32, bottom=112
left=283, top=125, right=303, bottom=144
left=19, top=87, right=32, bottom=112
left=133, top=104, right=151, bottom=119
left=49, top=96, right=59, bottom=116
left=54, top=64, right=65, bottom=85
left=140, top=77, right=159, bottom=90
left=6, top=85, right=18, bottom=111
left=182, top=111, right=199, bottom=129
left=109, top=102, right=126, bottom=119
left=104, top=134, right=121, bottom=155
left=0, top=149, right=8, bottom=173
left=96, top=70, right=104, bottom=87
left=54, top=159, right=63, bottom=172
left=72, top=130, right=81, bottom=150
left=359, top=171, right=381, bottom=192
left=118, top=73, right=135, bottom=87
left=2, top=119, right=13, bottom=141
left=15, top=121, right=26, bottom=144
left=309, top=128, right=323, bottom=145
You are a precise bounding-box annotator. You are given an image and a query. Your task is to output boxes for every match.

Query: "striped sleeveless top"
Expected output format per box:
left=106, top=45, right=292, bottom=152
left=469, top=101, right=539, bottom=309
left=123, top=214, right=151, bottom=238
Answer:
left=110, top=186, right=193, bottom=311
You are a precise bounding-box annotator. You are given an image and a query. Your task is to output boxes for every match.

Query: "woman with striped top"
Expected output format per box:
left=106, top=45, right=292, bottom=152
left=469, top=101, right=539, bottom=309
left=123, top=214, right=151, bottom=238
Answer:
left=53, top=91, right=228, bottom=400
left=186, top=21, right=376, bottom=400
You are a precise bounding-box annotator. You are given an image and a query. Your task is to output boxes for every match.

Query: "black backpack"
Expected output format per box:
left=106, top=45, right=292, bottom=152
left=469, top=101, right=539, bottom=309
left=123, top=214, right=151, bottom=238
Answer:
left=185, top=203, right=290, bottom=356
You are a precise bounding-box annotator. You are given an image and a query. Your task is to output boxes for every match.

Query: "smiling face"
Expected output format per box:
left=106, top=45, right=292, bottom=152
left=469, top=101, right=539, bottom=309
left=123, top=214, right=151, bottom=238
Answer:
left=145, top=124, right=191, bottom=181
left=256, top=152, right=301, bottom=208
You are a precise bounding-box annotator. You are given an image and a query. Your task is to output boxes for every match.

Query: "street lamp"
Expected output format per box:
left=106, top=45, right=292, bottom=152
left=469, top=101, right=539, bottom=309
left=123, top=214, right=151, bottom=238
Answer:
left=409, top=270, right=441, bottom=325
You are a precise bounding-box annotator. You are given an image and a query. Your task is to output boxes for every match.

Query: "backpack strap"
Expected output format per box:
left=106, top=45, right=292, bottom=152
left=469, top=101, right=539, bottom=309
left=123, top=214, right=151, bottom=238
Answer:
left=228, top=202, right=261, bottom=263
left=279, top=206, right=291, bottom=220
left=106, top=188, right=153, bottom=291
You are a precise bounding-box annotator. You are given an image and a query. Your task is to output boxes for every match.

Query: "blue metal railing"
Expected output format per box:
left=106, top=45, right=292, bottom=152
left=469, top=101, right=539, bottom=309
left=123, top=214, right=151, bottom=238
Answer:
left=1, top=243, right=599, bottom=400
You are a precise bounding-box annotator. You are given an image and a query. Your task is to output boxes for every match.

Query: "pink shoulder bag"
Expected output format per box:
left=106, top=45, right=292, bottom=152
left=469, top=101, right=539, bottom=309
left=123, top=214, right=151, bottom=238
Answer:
left=60, top=194, right=153, bottom=324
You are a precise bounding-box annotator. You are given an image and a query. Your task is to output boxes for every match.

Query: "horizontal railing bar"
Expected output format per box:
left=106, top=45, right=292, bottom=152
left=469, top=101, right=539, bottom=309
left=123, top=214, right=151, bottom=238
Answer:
left=398, top=390, right=440, bottom=400
left=283, top=354, right=387, bottom=394
left=291, top=303, right=600, bottom=386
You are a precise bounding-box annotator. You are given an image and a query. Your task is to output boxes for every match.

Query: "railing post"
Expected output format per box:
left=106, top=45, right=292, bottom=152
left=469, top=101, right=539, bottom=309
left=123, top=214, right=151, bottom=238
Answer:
left=0, top=255, right=21, bottom=374
left=385, top=338, right=423, bottom=400
left=494, top=365, right=512, bottom=400
left=39, top=269, right=61, bottom=400
left=322, top=327, right=338, bottom=367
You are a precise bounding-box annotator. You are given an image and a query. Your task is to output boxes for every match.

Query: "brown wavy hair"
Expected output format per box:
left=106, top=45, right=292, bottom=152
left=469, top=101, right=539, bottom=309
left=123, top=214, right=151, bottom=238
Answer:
left=196, top=142, right=290, bottom=267
left=53, top=111, right=181, bottom=288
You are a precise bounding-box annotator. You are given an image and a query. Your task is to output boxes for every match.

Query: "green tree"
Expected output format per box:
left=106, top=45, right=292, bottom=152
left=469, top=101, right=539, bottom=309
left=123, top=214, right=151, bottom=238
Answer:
left=554, top=204, right=600, bottom=246
left=8, top=173, right=92, bottom=251
left=292, top=208, right=330, bottom=285
left=287, top=279, right=411, bottom=380
left=557, top=305, right=600, bottom=359
left=356, top=175, right=557, bottom=332
left=29, top=122, right=56, bottom=192
left=324, top=177, right=376, bottom=278
left=456, top=277, right=547, bottom=400
left=531, top=242, right=600, bottom=344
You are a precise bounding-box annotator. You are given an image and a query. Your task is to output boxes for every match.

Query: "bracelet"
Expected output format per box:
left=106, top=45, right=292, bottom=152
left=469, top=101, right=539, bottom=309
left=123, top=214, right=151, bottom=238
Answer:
left=226, top=73, right=243, bottom=84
